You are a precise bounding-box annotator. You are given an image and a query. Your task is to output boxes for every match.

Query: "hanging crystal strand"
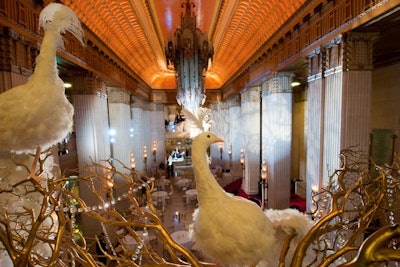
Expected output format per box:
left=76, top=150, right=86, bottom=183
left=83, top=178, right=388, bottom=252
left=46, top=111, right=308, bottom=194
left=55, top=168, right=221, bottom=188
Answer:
left=386, top=171, right=397, bottom=251
left=88, top=176, right=119, bottom=264
left=100, top=222, right=119, bottom=264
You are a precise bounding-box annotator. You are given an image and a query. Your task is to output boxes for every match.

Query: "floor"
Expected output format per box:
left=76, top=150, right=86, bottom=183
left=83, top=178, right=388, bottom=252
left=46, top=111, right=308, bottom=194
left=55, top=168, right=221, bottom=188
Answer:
left=157, top=176, right=197, bottom=234
left=146, top=165, right=205, bottom=263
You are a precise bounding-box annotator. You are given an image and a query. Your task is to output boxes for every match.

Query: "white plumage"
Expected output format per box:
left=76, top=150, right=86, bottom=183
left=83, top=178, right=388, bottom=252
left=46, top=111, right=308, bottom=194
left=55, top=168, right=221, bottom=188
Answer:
left=190, top=131, right=314, bottom=266
left=0, top=3, right=85, bottom=153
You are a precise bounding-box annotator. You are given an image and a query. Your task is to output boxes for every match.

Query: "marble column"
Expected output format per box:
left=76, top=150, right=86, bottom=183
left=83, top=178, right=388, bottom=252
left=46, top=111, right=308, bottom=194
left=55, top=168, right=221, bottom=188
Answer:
left=241, top=87, right=261, bottom=195
left=262, top=73, right=293, bottom=209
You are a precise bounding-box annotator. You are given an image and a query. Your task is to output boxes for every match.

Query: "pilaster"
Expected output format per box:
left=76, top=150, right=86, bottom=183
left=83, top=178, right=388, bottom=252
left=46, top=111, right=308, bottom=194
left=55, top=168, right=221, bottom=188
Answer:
left=262, top=72, right=293, bottom=209
left=226, top=96, right=242, bottom=178
left=107, top=87, right=132, bottom=173
left=306, top=47, right=326, bottom=211
left=71, top=76, right=110, bottom=237
left=148, top=102, right=166, bottom=170
left=305, top=31, right=378, bottom=211
left=130, top=97, right=150, bottom=174
left=241, top=87, right=261, bottom=195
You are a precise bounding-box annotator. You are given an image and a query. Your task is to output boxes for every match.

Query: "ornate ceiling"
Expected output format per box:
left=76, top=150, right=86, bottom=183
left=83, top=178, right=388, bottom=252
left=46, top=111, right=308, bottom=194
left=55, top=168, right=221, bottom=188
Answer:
left=60, top=0, right=307, bottom=91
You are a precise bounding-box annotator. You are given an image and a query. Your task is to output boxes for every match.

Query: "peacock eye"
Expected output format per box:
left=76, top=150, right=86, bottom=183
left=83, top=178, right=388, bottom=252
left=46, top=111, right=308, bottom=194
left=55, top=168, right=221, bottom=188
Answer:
left=207, top=135, right=210, bottom=138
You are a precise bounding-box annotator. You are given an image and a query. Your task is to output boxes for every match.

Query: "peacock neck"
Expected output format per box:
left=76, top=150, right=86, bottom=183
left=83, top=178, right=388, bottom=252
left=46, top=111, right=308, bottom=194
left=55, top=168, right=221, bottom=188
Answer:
left=33, top=31, right=60, bottom=79
left=192, top=143, right=227, bottom=204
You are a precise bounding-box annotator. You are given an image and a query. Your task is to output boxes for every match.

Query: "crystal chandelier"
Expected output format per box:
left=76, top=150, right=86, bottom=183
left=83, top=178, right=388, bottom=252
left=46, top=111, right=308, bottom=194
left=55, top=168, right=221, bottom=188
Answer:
left=165, top=0, right=213, bottom=112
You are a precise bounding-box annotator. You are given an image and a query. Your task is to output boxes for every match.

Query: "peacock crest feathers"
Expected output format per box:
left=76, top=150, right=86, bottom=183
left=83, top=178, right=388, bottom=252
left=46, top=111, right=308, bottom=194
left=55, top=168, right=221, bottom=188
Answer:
left=181, top=107, right=213, bottom=138
left=39, top=3, right=86, bottom=48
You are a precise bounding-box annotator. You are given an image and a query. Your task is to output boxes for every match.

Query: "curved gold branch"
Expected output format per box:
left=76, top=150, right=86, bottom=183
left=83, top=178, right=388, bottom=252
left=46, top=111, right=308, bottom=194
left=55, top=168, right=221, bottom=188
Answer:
left=279, top=230, right=297, bottom=267
left=339, top=224, right=400, bottom=266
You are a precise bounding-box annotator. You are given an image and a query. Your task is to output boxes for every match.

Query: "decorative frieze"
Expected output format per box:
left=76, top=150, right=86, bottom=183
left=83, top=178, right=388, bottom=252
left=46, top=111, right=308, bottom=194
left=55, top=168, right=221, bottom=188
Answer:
left=323, top=35, right=343, bottom=77
left=307, top=47, right=324, bottom=79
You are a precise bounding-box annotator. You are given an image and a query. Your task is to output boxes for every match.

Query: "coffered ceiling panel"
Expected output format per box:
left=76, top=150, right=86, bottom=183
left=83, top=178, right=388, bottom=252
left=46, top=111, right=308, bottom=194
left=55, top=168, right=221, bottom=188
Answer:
left=61, top=0, right=307, bottom=90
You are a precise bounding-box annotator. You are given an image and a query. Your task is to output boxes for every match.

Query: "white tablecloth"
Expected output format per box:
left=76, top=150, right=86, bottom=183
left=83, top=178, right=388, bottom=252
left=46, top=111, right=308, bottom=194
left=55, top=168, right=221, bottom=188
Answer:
left=171, top=230, right=192, bottom=248
left=185, top=189, right=197, bottom=204
left=156, top=178, right=170, bottom=190
left=176, top=178, right=191, bottom=189
left=151, top=191, right=168, bottom=205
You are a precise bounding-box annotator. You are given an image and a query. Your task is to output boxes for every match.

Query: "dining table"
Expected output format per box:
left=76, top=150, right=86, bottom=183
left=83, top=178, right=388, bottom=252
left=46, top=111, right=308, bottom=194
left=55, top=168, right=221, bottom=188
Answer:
left=151, top=190, right=168, bottom=206
left=176, top=178, right=191, bottom=189
left=170, top=230, right=192, bottom=248
left=156, top=178, right=170, bottom=190
left=185, top=189, right=197, bottom=204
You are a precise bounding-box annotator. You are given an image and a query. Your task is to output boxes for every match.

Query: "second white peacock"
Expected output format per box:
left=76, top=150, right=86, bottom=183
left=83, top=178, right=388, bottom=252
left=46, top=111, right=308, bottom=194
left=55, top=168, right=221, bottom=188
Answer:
left=0, top=3, right=85, bottom=153
left=190, top=131, right=314, bottom=266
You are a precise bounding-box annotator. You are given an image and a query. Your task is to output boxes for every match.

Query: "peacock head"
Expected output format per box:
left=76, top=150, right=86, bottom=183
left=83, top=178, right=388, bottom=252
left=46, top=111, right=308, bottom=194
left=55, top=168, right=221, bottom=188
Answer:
left=194, top=131, right=224, bottom=148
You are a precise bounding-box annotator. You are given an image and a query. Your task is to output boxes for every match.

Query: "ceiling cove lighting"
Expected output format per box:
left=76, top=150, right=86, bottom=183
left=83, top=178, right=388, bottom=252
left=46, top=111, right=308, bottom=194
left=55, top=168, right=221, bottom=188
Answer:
left=291, top=81, right=301, bottom=87
left=165, top=0, right=213, bottom=112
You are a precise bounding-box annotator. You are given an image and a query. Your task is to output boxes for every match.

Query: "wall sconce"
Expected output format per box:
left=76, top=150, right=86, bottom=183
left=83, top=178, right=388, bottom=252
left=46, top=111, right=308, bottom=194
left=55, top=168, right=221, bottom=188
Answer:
left=143, top=145, right=148, bottom=173
left=260, top=160, right=269, bottom=210
left=109, top=128, right=116, bottom=158
left=311, top=185, right=320, bottom=219
left=152, top=141, right=157, bottom=163
left=64, top=82, right=72, bottom=88
left=143, top=145, right=147, bottom=160
left=219, top=143, right=223, bottom=160
left=240, top=148, right=245, bottom=178
left=130, top=152, right=135, bottom=170
left=291, top=80, right=301, bottom=87
left=105, top=169, right=113, bottom=188
left=109, top=129, right=116, bottom=144
left=228, top=143, right=232, bottom=171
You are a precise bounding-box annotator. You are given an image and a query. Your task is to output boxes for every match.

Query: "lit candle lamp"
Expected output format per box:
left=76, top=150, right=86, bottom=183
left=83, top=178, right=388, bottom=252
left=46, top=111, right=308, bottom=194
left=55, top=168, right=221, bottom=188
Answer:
left=143, top=145, right=147, bottom=160
left=130, top=152, right=135, bottom=170
left=152, top=141, right=157, bottom=162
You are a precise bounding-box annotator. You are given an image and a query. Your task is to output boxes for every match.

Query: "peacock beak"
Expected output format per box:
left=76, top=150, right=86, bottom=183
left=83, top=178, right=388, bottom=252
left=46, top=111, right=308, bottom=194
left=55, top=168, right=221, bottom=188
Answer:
left=214, top=137, right=224, bottom=143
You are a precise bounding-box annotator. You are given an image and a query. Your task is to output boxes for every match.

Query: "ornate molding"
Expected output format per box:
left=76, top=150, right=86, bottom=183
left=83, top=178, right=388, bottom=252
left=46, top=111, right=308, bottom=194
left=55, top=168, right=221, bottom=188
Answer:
left=343, top=31, right=379, bottom=71
left=263, top=72, right=294, bottom=95
left=225, top=95, right=241, bottom=108
left=131, top=97, right=148, bottom=110
left=107, top=87, right=130, bottom=104
left=241, top=86, right=261, bottom=103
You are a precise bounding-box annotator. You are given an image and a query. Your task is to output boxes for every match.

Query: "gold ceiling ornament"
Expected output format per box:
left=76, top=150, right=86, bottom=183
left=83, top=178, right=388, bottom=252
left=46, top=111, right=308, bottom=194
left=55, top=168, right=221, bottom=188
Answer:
left=165, top=0, right=213, bottom=112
